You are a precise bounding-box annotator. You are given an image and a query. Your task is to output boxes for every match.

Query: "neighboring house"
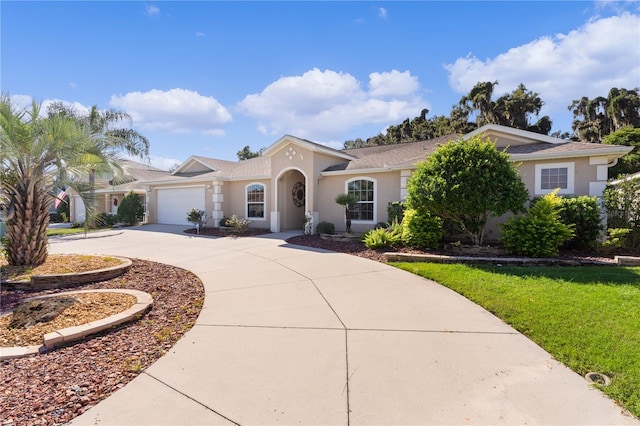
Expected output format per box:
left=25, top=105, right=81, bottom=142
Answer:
left=69, top=160, right=171, bottom=223
left=141, top=124, right=632, bottom=241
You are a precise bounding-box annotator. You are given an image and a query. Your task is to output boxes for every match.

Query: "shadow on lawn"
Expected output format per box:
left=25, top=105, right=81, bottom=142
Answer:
left=469, top=263, right=640, bottom=286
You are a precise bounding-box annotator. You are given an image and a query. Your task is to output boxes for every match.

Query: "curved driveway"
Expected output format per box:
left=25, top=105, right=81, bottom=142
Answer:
left=49, top=225, right=637, bottom=425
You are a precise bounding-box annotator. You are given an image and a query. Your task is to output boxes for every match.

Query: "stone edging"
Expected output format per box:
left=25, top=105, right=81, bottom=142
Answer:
left=3, top=256, right=132, bottom=290
left=383, top=252, right=640, bottom=266
left=0, top=289, right=153, bottom=361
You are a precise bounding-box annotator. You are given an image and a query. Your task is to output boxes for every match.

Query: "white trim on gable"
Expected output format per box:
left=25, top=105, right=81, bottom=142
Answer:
left=263, top=134, right=356, bottom=162
left=465, top=124, right=565, bottom=145
left=172, top=156, right=218, bottom=175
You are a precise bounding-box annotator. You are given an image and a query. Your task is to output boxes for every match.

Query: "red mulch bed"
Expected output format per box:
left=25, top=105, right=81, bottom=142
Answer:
left=0, top=260, right=204, bottom=426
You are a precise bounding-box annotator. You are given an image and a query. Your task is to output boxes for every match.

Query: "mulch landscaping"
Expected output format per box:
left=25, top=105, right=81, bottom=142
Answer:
left=0, top=259, right=204, bottom=426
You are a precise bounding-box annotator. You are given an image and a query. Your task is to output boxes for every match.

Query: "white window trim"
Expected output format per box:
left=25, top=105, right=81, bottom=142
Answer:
left=245, top=182, right=266, bottom=221
left=345, top=177, right=377, bottom=224
left=534, top=162, right=575, bottom=195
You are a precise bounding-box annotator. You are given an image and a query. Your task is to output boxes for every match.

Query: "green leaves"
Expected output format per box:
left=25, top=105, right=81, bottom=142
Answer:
left=407, top=135, right=528, bottom=245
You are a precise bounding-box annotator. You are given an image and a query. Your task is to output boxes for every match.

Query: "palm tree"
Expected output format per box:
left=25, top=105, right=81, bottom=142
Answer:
left=0, top=96, right=114, bottom=265
left=47, top=103, right=149, bottom=229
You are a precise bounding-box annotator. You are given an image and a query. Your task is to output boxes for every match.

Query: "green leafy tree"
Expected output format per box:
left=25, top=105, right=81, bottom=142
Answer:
left=0, top=96, right=118, bottom=266
left=335, top=193, right=357, bottom=233
left=117, top=191, right=144, bottom=226
left=406, top=135, right=528, bottom=245
left=236, top=145, right=263, bottom=160
left=603, top=127, right=640, bottom=178
left=460, top=82, right=552, bottom=134
left=569, top=87, right=640, bottom=142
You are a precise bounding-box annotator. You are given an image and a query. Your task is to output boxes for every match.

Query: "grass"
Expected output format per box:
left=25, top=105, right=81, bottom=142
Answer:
left=391, top=262, right=640, bottom=418
left=46, top=227, right=93, bottom=237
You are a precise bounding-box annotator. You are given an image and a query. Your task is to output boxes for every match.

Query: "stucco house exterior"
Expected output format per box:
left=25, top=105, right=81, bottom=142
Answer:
left=137, top=124, right=631, bottom=239
left=69, top=160, right=171, bottom=223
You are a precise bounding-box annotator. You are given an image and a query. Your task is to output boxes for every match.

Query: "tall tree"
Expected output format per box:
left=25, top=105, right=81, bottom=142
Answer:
left=48, top=103, right=149, bottom=228
left=236, top=145, right=262, bottom=160
left=0, top=96, right=118, bottom=266
left=460, top=82, right=552, bottom=134
left=603, top=127, right=640, bottom=178
left=569, top=87, right=640, bottom=142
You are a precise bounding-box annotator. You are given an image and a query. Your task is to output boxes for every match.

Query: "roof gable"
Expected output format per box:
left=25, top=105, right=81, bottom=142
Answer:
left=263, top=134, right=356, bottom=162
left=464, top=124, right=564, bottom=146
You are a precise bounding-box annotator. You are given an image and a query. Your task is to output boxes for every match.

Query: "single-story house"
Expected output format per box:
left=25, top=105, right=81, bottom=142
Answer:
left=138, top=124, right=632, bottom=241
left=69, top=160, right=171, bottom=223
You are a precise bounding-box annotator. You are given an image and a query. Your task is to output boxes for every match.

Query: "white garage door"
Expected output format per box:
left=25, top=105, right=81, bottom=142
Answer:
left=157, top=187, right=205, bottom=225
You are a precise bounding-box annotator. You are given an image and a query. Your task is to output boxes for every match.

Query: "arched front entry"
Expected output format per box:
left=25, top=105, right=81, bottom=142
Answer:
left=274, top=168, right=307, bottom=232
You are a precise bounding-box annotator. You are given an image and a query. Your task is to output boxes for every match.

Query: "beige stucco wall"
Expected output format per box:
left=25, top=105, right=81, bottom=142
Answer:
left=224, top=179, right=271, bottom=229
left=318, top=171, right=402, bottom=233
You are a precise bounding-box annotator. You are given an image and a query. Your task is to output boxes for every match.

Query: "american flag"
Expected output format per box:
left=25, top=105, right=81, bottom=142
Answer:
left=54, top=189, right=67, bottom=209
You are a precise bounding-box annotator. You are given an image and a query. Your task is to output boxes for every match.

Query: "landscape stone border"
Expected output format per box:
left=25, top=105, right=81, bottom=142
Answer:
left=383, top=252, right=640, bottom=266
left=2, top=256, right=132, bottom=290
left=0, top=288, right=153, bottom=361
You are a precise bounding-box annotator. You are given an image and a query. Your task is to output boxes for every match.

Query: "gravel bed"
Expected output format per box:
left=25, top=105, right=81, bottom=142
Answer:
left=0, top=259, right=204, bottom=426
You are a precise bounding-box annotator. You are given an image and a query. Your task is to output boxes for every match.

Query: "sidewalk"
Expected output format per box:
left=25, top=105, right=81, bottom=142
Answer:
left=44, top=225, right=638, bottom=425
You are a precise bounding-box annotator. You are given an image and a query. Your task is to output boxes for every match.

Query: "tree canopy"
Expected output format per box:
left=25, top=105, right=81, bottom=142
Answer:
left=603, top=127, right=640, bottom=178
left=236, top=145, right=263, bottom=160
left=406, top=134, right=528, bottom=245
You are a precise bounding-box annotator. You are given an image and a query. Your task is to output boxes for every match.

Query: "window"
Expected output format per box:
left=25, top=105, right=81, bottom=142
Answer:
left=541, top=168, right=568, bottom=190
left=347, top=178, right=375, bottom=222
left=246, top=183, right=265, bottom=219
left=535, top=162, right=574, bottom=195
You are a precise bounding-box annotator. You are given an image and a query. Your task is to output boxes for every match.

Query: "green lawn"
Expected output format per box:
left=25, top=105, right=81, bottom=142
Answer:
left=46, top=227, right=97, bottom=237
left=391, top=262, right=640, bottom=418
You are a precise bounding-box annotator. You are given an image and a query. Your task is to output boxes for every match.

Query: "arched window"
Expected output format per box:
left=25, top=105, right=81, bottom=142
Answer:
left=346, top=178, right=376, bottom=222
left=246, top=183, right=266, bottom=220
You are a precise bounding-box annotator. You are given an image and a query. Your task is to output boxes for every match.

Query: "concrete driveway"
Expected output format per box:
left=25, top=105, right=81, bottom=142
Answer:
left=47, top=225, right=637, bottom=425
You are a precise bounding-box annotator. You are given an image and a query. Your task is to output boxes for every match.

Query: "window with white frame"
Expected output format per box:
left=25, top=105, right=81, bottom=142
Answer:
left=246, top=183, right=265, bottom=219
left=535, top=162, right=574, bottom=195
left=346, top=178, right=375, bottom=222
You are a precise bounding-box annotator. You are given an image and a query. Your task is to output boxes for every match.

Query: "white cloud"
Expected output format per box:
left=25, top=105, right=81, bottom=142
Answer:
left=378, top=7, right=388, bottom=19
left=195, top=32, right=206, bottom=37
left=237, top=68, right=426, bottom=139
left=445, top=13, right=640, bottom=117
left=10, top=95, right=90, bottom=117
left=145, top=5, right=159, bottom=16
left=110, top=88, right=232, bottom=136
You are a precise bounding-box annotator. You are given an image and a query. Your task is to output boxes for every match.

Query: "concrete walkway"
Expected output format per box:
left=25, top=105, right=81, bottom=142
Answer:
left=46, top=225, right=637, bottom=425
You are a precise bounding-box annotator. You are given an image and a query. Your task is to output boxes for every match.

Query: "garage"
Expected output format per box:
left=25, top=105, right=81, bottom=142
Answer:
left=73, top=196, right=86, bottom=223
left=157, top=187, right=206, bottom=225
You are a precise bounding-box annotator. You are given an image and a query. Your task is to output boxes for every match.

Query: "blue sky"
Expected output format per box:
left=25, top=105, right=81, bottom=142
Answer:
left=2, top=1, right=639, bottom=170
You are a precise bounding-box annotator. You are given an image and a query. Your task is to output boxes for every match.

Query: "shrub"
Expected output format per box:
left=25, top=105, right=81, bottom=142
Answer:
left=500, top=191, right=575, bottom=257
left=97, top=213, right=118, bottom=228
left=406, top=135, right=527, bottom=245
left=117, top=192, right=145, bottom=226
left=226, top=215, right=251, bottom=233
left=56, top=194, right=70, bottom=223
left=70, top=221, right=83, bottom=229
left=363, top=220, right=403, bottom=249
left=186, top=208, right=206, bottom=229
left=401, top=208, right=443, bottom=249
left=387, top=201, right=406, bottom=224
left=316, top=221, right=335, bottom=235
left=558, top=196, right=603, bottom=249
left=219, top=217, right=230, bottom=227
left=602, top=228, right=632, bottom=251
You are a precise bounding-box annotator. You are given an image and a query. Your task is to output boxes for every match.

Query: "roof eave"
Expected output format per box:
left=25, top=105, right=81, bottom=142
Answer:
left=509, top=146, right=633, bottom=162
